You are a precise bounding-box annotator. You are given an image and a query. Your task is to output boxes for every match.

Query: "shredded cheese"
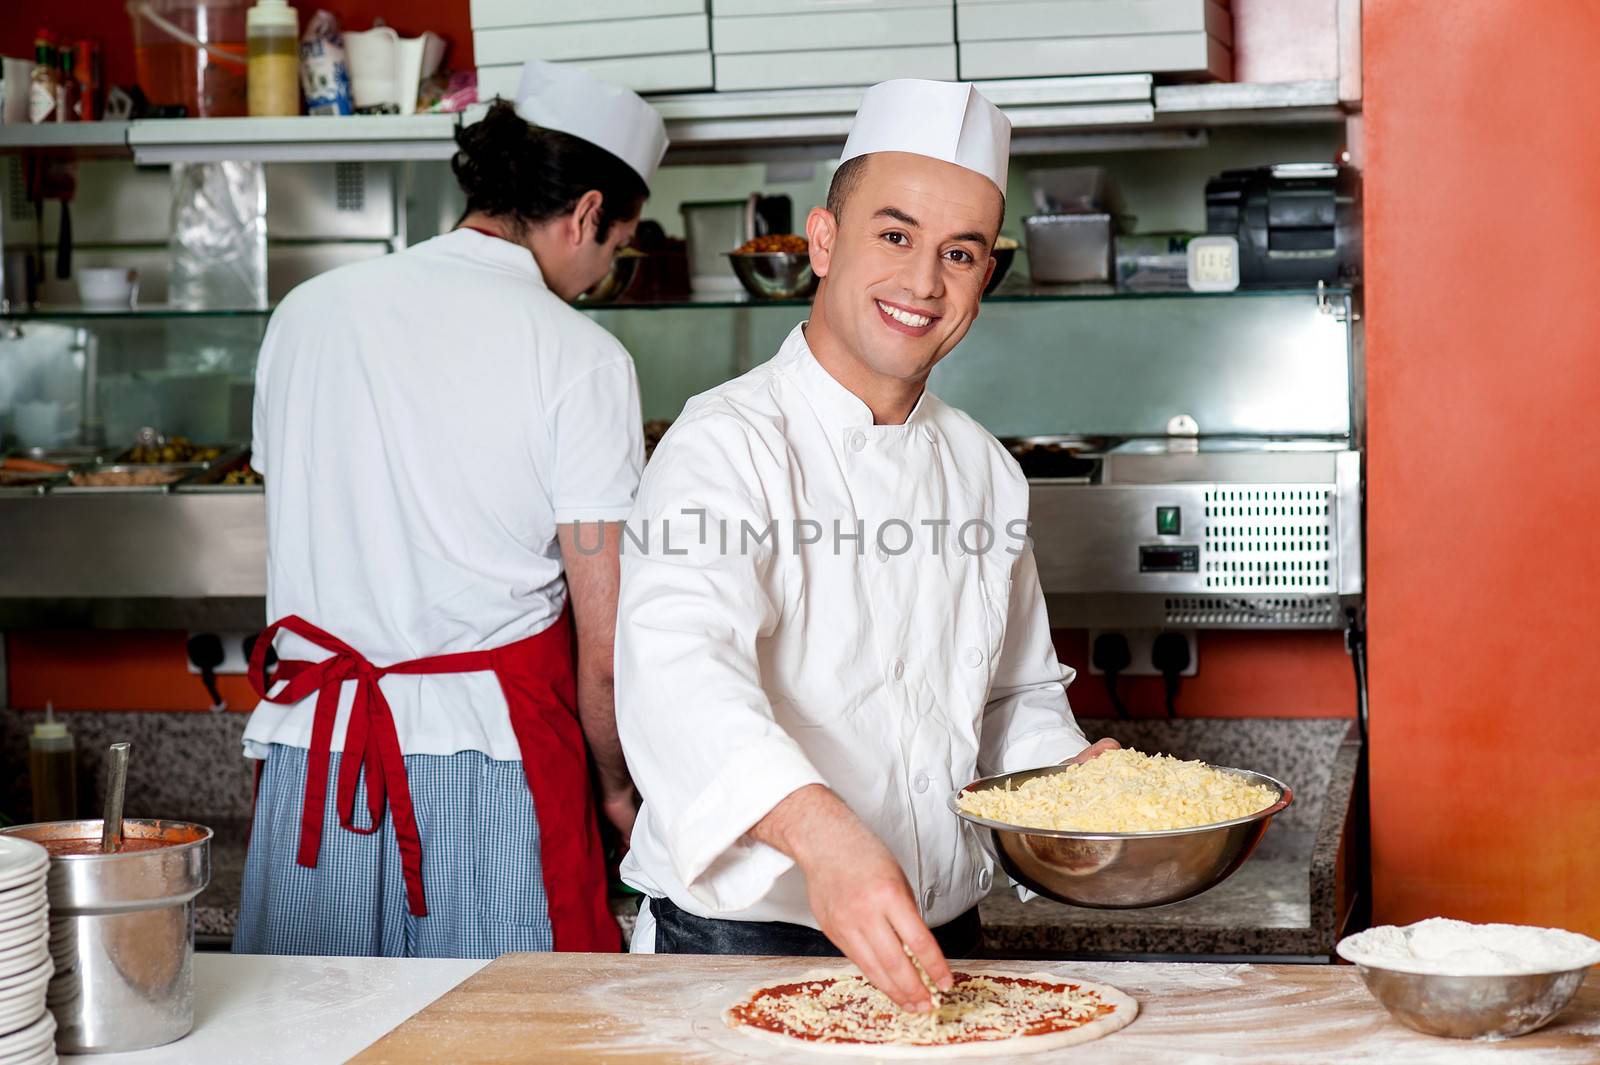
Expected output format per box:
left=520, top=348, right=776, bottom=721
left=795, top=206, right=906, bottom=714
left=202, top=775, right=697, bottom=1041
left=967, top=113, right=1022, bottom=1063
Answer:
left=957, top=748, right=1278, bottom=832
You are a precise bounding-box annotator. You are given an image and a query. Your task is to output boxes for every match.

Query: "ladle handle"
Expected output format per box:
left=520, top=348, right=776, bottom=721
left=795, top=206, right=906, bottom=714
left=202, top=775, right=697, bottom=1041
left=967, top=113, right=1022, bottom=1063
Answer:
left=100, top=742, right=131, bottom=854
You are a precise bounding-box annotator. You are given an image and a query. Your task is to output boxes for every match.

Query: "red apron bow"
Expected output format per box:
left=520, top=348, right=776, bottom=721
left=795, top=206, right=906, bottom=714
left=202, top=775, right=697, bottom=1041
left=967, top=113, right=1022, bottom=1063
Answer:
left=248, top=612, right=618, bottom=950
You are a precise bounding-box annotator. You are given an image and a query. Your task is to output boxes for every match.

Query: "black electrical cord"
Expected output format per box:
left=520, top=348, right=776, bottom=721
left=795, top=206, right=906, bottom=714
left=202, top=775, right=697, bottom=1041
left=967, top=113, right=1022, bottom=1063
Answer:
left=1103, top=672, right=1130, bottom=720
left=186, top=633, right=227, bottom=713
left=1092, top=633, right=1132, bottom=720
left=1345, top=608, right=1369, bottom=743
left=1152, top=632, right=1192, bottom=718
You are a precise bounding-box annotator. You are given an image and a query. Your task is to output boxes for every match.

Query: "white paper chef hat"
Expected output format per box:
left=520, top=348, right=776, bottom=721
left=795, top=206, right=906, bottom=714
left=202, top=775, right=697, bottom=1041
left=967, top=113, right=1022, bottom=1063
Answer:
left=514, top=60, right=669, bottom=187
left=840, top=80, right=1011, bottom=194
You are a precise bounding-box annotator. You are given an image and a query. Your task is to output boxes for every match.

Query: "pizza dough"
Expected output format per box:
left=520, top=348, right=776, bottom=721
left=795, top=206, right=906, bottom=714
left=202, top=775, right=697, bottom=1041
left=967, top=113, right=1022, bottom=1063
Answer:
left=723, top=968, right=1137, bottom=1058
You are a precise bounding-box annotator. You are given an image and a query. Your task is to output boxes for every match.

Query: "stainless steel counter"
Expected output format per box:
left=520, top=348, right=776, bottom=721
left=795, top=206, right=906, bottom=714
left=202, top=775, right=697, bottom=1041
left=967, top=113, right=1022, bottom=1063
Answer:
left=0, top=447, right=1361, bottom=631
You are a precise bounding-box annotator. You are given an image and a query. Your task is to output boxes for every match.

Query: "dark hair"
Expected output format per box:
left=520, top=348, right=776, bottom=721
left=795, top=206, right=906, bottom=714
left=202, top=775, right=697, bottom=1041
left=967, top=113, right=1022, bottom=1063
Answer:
left=452, top=99, right=648, bottom=243
left=825, top=153, right=1006, bottom=230
left=825, top=155, right=869, bottom=222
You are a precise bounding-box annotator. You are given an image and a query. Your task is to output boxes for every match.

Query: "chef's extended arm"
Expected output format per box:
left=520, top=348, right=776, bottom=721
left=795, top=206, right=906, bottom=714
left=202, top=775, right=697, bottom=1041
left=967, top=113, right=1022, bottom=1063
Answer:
left=559, top=522, right=635, bottom=839
left=977, top=543, right=1092, bottom=776
left=615, top=414, right=827, bottom=914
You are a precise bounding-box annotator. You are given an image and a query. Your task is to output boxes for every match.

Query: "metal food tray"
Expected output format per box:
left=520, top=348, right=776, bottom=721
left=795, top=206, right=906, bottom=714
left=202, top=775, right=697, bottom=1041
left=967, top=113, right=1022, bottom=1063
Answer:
left=0, top=469, right=71, bottom=497
left=109, top=442, right=242, bottom=469
left=10, top=445, right=115, bottom=466
left=55, top=463, right=209, bottom=494
left=174, top=450, right=263, bottom=493
left=1000, top=435, right=1108, bottom=483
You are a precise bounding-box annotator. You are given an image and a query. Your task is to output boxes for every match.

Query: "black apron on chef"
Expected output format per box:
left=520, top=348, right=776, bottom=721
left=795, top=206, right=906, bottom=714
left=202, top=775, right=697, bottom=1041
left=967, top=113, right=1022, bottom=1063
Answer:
left=648, top=896, right=984, bottom=959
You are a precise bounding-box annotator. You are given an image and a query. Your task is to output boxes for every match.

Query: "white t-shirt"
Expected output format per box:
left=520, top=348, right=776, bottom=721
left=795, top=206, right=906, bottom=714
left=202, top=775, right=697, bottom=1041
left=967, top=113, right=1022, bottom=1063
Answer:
left=242, top=229, right=643, bottom=760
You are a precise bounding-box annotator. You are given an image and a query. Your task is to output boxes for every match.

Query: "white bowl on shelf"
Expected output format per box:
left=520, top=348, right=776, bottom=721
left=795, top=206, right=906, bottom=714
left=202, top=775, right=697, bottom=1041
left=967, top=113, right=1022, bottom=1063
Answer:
left=75, top=268, right=139, bottom=309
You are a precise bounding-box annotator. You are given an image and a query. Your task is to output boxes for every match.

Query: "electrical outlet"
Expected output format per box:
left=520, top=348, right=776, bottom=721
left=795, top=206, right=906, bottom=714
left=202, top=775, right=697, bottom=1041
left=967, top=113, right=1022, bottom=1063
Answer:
left=185, top=631, right=254, bottom=675
left=1087, top=630, right=1198, bottom=677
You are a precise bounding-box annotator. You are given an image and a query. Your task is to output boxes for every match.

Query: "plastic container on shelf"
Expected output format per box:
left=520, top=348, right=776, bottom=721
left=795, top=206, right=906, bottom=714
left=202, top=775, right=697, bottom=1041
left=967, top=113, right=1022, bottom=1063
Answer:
left=126, top=0, right=249, bottom=118
left=246, top=0, right=299, bottom=116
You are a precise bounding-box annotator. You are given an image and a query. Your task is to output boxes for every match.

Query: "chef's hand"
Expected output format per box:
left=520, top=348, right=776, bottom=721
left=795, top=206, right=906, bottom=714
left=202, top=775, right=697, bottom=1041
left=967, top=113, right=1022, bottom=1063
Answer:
left=1063, top=737, right=1120, bottom=765
left=601, top=784, right=640, bottom=848
left=751, top=784, right=952, bottom=1013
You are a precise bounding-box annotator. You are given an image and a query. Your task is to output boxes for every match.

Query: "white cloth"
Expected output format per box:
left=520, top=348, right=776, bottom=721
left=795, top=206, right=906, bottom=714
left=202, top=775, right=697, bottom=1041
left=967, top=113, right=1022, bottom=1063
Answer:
left=244, top=229, right=643, bottom=760
left=514, top=60, right=669, bottom=186
left=616, top=324, right=1088, bottom=933
left=840, top=79, right=1011, bottom=193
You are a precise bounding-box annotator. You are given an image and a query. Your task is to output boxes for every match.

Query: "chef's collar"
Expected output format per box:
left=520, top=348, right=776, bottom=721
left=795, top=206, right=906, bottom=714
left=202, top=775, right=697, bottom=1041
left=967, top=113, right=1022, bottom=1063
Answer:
left=447, top=227, right=548, bottom=290
left=782, top=324, right=930, bottom=430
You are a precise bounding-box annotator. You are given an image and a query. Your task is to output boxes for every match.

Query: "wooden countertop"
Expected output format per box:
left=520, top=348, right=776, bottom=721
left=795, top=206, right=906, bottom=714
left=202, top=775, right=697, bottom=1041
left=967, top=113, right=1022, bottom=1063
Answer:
left=352, top=953, right=1599, bottom=1064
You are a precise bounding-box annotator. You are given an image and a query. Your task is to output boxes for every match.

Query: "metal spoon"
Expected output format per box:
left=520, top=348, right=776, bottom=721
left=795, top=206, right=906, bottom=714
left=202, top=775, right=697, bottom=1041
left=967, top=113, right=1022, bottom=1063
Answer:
left=100, top=742, right=131, bottom=854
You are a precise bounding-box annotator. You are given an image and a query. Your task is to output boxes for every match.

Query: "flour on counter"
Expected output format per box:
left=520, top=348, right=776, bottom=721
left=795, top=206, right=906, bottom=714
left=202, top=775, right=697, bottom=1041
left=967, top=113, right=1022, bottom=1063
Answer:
left=1338, top=918, right=1600, bottom=975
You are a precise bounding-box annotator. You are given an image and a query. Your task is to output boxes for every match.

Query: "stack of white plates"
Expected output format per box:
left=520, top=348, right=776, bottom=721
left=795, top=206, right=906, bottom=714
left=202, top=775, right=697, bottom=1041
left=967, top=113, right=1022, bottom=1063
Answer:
left=0, top=838, right=54, bottom=1065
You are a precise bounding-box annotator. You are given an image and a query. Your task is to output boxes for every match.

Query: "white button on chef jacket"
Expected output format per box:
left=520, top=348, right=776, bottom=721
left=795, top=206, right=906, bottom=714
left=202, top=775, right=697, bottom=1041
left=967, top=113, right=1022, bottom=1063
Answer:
left=243, top=229, right=643, bottom=760
left=617, top=324, right=1088, bottom=945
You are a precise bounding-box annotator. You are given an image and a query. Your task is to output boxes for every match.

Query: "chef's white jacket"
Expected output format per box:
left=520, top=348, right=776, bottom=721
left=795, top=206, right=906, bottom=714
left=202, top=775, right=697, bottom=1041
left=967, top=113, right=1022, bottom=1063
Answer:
left=617, top=323, right=1089, bottom=943
left=244, top=229, right=643, bottom=761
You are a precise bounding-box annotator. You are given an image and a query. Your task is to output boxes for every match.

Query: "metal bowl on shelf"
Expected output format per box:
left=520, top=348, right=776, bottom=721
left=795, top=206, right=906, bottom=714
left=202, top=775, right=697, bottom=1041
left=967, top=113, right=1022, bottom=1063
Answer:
left=576, top=252, right=642, bottom=305
left=951, top=764, right=1292, bottom=909
left=985, top=244, right=1017, bottom=294
left=726, top=252, right=817, bottom=301
left=1336, top=941, right=1596, bottom=1040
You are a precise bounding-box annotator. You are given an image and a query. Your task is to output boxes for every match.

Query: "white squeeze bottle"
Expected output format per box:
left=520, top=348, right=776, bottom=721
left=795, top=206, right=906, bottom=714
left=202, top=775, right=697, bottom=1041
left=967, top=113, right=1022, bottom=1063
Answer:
left=247, top=0, right=300, bottom=116
left=29, top=702, right=78, bottom=822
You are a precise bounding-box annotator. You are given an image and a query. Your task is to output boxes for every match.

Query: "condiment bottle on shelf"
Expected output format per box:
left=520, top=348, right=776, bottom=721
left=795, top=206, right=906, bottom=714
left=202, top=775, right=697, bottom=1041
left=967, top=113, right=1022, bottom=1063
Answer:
left=29, top=702, right=78, bottom=822
left=28, top=30, right=58, bottom=124
left=56, top=47, right=78, bottom=123
left=247, top=0, right=300, bottom=116
left=74, top=41, right=100, bottom=121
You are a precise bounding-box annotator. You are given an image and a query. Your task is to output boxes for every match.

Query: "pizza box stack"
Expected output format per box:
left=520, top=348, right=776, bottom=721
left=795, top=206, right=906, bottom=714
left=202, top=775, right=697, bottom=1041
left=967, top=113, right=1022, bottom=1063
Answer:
left=473, top=0, right=713, bottom=100
left=957, top=0, right=1232, bottom=82
left=711, top=0, right=955, bottom=92
left=0, top=838, right=54, bottom=1065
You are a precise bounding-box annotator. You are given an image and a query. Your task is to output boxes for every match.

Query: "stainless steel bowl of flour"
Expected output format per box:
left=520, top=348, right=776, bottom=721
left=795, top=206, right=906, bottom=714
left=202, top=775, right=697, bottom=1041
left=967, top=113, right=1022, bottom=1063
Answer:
left=1337, top=918, right=1600, bottom=1039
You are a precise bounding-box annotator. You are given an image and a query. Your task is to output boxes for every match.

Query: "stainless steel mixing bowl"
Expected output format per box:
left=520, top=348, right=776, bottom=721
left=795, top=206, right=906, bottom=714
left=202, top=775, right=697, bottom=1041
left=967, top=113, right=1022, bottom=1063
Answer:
left=726, top=252, right=817, bottom=301
left=1336, top=946, right=1592, bottom=1039
left=951, top=765, right=1291, bottom=909
left=576, top=252, right=641, bottom=304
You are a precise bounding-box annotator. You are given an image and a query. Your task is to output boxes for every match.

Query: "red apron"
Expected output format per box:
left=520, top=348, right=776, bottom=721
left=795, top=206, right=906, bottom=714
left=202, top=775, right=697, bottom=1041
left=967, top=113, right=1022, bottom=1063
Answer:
left=247, top=610, right=620, bottom=952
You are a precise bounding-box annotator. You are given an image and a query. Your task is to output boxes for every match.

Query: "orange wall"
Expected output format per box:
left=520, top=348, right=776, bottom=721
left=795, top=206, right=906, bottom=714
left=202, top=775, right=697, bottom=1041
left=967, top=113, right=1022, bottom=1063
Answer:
left=1364, top=1, right=1600, bottom=935
left=1058, top=630, right=1354, bottom=720
left=5, top=631, right=257, bottom=713
left=4, top=627, right=1353, bottom=718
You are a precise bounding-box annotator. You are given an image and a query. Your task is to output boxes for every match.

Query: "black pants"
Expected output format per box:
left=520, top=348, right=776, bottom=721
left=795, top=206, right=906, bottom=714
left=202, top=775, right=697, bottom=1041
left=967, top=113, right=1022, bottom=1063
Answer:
left=648, top=895, right=984, bottom=959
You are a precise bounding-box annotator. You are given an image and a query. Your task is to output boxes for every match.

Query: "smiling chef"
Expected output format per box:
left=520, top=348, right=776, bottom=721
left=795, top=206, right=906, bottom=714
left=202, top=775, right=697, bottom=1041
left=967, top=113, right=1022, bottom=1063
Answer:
left=615, top=80, right=1117, bottom=1011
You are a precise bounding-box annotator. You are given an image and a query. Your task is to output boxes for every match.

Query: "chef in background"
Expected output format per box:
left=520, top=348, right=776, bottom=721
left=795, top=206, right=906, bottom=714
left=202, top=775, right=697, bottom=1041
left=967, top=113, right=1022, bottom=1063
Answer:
left=235, top=61, right=667, bottom=958
left=616, top=80, right=1115, bottom=1008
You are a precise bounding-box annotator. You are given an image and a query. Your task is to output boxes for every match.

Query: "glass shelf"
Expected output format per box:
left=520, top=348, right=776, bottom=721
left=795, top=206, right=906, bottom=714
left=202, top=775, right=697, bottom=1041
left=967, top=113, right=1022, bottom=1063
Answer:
left=581, top=284, right=1352, bottom=311
left=2, top=305, right=275, bottom=321
left=0, top=82, right=1349, bottom=164
left=3, top=286, right=1352, bottom=320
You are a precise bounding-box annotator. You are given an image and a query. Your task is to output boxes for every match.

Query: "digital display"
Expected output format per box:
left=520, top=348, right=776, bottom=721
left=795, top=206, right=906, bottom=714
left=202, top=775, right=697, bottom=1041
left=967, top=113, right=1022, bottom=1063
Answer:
left=1186, top=236, right=1240, bottom=292
left=1194, top=246, right=1234, bottom=280
left=1140, top=545, right=1199, bottom=573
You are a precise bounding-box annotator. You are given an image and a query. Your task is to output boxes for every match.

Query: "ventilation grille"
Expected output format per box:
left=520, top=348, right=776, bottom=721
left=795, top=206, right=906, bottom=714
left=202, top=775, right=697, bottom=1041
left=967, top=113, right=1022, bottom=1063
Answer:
left=1165, top=595, right=1340, bottom=627
left=1202, top=487, right=1335, bottom=590
left=6, top=159, right=28, bottom=221
left=334, top=162, right=366, bottom=211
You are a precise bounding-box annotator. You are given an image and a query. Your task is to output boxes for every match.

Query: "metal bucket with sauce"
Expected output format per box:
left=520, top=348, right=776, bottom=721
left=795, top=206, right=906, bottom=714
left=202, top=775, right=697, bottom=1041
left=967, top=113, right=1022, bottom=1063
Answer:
left=0, top=819, right=211, bottom=1053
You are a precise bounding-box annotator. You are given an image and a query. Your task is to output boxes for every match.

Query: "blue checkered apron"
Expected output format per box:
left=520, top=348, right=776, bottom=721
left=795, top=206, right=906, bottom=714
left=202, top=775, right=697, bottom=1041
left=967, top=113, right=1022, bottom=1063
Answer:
left=234, top=743, right=553, bottom=957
